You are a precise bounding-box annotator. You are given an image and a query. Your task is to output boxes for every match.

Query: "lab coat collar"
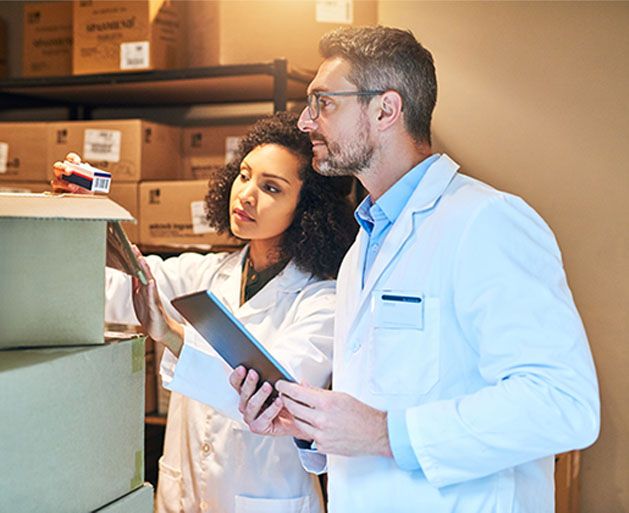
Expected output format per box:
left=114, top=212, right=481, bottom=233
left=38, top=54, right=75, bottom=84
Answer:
left=212, top=245, right=317, bottom=320
left=357, top=154, right=460, bottom=311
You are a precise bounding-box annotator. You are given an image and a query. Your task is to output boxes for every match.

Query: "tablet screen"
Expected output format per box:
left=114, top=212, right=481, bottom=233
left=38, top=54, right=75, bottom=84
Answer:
left=171, top=290, right=297, bottom=395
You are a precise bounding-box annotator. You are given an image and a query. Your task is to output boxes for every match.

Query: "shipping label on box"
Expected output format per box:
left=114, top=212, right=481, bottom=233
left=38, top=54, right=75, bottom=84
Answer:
left=84, top=128, right=122, bottom=162
left=0, top=337, right=145, bottom=512
left=48, top=119, right=181, bottom=182
left=22, top=1, right=73, bottom=77
left=73, top=0, right=184, bottom=75
left=139, top=180, right=242, bottom=248
left=182, top=125, right=249, bottom=180
left=0, top=122, right=51, bottom=181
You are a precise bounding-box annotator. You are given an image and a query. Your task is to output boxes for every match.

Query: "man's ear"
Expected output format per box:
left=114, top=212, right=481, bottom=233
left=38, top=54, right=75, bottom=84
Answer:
left=375, top=91, right=403, bottom=131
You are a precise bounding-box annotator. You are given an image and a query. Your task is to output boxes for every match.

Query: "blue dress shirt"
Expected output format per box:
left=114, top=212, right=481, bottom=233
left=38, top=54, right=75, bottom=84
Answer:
left=354, top=154, right=439, bottom=471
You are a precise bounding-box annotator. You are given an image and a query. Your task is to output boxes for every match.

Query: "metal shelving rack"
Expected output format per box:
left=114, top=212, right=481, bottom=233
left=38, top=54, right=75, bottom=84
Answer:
left=0, top=59, right=314, bottom=118
left=0, top=59, right=316, bottom=488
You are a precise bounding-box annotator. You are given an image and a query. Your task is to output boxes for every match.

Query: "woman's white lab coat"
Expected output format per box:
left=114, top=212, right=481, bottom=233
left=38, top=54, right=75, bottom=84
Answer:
left=314, top=155, right=600, bottom=512
left=104, top=247, right=335, bottom=513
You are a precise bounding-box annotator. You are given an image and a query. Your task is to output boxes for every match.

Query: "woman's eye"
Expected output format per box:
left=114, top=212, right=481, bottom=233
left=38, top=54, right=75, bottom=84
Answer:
left=239, top=172, right=249, bottom=181
left=263, top=183, right=281, bottom=193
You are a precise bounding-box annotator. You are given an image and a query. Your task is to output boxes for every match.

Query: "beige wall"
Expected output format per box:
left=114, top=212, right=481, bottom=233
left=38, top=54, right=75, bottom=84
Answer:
left=379, top=1, right=629, bottom=511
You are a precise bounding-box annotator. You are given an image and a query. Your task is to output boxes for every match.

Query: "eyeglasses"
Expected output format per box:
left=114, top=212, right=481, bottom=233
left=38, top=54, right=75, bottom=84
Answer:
left=306, top=91, right=386, bottom=121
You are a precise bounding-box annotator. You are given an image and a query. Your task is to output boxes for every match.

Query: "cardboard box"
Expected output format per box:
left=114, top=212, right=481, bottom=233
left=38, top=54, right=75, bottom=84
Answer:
left=0, top=193, right=134, bottom=348
left=95, top=483, right=154, bottom=513
left=0, top=181, right=50, bottom=194
left=105, top=324, right=155, bottom=414
left=73, top=0, right=184, bottom=75
left=109, top=182, right=139, bottom=242
left=182, top=124, right=249, bottom=180
left=139, top=180, right=242, bottom=248
left=22, top=1, right=73, bottom=77
left=182, top=0, right=219, bottom=68
left=0, top=337, right=145, bottom=513
left=48, top=119, right=182, bottom=183
left=183, top=1, right=377, bottom=70
left=0, top=122, right=50, bottom=181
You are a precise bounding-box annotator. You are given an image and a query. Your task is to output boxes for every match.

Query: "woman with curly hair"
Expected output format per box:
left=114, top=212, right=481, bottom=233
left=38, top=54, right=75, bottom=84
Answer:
left=52, top=111, right=356, bottom=513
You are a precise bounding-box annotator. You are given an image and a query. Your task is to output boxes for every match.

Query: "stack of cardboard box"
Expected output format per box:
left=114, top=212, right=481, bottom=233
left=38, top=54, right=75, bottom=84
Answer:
left=0, top=193, right=153, bottom=512
left=22, top=0, right=184, bottom=77
left=20, top=1, right=378, bottom=77
left=0, top=119, right=246, bottom=250
left=48, top=118, right=182, bottom=243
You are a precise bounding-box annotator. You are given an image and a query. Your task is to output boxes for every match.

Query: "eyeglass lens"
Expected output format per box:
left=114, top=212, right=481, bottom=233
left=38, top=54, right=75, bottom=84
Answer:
left=307, top=94, right=319, bottom=121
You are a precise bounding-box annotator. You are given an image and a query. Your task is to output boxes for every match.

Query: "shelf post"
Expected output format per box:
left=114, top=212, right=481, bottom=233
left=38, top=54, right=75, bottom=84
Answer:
left=272, top=59, right=288, bottom=112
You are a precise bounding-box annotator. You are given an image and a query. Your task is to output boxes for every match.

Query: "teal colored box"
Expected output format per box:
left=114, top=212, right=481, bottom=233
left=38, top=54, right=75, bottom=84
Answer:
left=0, top=337, right=146, bottom=513
left=95, top=483, right=154, bottom=512
left=0, top=192, right=134, bottom=349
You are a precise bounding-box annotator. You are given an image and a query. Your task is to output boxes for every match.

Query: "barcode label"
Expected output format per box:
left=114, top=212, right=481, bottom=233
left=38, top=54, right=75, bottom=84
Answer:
left=121, top=41, right=150, bottom=70
left=191, top=200, right=215, bottom=234
left=225, top=136, right=242, bottom=164
left=316, top=0, right=353, bottom=24
left=93, top=176, right=111, bottom=194
left=0, top=142, right=8, bottom=173
left=83, top=129, right=121, bottom=162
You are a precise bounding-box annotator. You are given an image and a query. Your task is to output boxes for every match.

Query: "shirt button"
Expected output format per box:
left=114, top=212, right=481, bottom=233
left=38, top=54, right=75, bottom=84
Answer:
left=372, top=244, right=379, bottom=251
left=200, top=501, right=209, bottom=511
left=202, top=443, right=211, bottom=453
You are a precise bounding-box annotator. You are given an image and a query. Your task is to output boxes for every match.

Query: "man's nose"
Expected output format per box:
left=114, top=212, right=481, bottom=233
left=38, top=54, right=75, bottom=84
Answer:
left=297, top=106, right=317, bottom=133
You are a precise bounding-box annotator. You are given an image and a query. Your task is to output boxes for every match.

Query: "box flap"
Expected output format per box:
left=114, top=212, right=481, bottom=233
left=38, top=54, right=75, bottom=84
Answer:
left=0, top=192, right=135, bottom=222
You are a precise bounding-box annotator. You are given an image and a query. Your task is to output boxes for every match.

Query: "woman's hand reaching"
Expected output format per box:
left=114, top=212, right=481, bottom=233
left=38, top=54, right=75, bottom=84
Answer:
left=131, top=245, right=184, bottom=356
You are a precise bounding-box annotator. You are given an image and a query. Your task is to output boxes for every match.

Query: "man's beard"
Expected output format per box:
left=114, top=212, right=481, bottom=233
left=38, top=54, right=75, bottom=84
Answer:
left=311, top=118, right=374, bottom=177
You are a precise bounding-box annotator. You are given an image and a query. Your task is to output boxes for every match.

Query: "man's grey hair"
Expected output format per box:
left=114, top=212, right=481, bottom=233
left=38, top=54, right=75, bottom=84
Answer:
left=319, top=25, right=437, bottom=145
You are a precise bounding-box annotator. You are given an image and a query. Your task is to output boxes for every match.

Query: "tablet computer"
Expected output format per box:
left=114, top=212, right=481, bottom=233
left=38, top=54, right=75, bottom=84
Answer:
left=171, top=290, right=297, bottom=400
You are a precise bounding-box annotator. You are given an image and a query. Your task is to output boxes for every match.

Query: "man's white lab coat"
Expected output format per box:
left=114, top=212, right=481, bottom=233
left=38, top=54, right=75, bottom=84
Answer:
left=315, top=155, right=599, bottom=513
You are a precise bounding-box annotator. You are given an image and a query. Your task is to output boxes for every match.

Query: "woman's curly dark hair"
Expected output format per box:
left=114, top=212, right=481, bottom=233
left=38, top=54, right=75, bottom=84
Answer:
left=205, top=111, right=357, bottom=280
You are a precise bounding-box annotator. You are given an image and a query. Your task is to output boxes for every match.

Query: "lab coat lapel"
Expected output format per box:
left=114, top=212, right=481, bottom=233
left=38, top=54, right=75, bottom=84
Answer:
left=237, top=260, right=307, bottom=321
left=335, top=234, right=368, bottom=342
left=211, top=247, right=247, bottom=311
left=357, top=154, right=460, bottom=310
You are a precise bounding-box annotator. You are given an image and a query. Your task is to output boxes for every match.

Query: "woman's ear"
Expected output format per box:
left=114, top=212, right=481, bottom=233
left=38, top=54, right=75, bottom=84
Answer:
left=375, top=91, right=403, bottom=131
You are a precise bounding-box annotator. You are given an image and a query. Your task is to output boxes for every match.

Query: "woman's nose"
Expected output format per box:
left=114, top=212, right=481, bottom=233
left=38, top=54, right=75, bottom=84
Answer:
left=238, top=182, right=256, bottom=205
left=297, top=106, right=317, bottom=132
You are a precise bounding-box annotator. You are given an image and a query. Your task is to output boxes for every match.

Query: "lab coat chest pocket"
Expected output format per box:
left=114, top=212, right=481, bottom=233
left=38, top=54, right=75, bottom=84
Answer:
left=368, top=291, right=440, bottom=396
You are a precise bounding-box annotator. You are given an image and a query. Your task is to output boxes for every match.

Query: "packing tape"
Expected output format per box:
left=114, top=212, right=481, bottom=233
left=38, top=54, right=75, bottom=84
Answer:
left=130, top=450, right=143, bottom=491
left=132, top=336, right=146, bottom=373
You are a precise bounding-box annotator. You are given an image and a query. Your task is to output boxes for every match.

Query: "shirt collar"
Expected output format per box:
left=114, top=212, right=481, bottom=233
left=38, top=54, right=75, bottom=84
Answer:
left=354, top=153, right=440, bottom=232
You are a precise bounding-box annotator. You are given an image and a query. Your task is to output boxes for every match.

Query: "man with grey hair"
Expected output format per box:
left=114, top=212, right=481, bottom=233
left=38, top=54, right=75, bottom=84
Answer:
left=231, top=25, right=600, bottom=512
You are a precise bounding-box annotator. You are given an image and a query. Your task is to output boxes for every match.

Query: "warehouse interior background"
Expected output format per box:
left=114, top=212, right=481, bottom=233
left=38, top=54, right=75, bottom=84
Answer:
left=0, top=2, right=627, bottom=512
